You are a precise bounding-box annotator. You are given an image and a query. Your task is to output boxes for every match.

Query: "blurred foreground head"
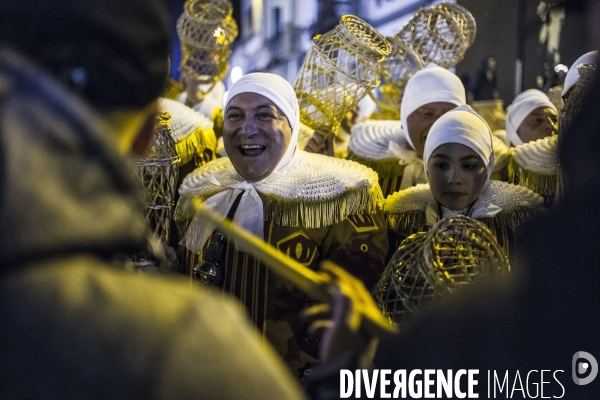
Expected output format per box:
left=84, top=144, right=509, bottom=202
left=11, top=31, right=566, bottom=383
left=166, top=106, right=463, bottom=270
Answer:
left=0, top=0, right=170, bottom=110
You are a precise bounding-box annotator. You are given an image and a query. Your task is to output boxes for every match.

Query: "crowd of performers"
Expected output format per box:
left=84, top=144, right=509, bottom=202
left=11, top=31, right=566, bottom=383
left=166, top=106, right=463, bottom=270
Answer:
left=2, top=0, right=599, bottom=397
left=158, top=25, right=597, bottom=382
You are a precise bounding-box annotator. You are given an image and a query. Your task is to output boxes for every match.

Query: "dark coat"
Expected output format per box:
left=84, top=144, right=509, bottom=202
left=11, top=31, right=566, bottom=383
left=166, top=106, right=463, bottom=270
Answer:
left=0, top=48, right=304, bottom=400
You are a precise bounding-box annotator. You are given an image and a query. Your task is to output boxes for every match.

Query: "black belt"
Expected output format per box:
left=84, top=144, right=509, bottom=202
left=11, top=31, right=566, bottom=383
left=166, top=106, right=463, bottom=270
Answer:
left=192, top=191, right=244, bottom=286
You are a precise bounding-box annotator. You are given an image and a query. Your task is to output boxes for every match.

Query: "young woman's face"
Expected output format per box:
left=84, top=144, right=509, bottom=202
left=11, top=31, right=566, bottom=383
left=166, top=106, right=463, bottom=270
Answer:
left=427, top=143, right=488, bottom=211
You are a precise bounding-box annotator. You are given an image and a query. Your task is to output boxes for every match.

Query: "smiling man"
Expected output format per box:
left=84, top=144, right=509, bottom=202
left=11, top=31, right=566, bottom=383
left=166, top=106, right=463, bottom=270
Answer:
left=175, top=72, right=388, bottom=379
left=224, top=92, right=293, bottom=180
left=348, top=64, right=466, bottom=196
left=0, top=0, right=306, bottom=398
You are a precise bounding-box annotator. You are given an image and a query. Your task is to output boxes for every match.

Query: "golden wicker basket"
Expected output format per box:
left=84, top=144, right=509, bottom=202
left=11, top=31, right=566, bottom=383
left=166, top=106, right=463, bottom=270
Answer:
left=133, top=113, right=181, bottom=245
left=177, top=0, right=238, bottom=91
left=380, top=37, right=424, bottom=89
left=374, top=216, right=509, bottom=328
left=436, top=3, right=477, bottom=47
left=421, top=216, right=509, bottom=293
left=368, top=37, right=423, bottom=119
left=370, top=84, right=403, bottom=120
left=294, top=15, right=390, bottom=135
left=395, top=6, right=469, bottom=69
left=373, top=232, right=429, bottom=326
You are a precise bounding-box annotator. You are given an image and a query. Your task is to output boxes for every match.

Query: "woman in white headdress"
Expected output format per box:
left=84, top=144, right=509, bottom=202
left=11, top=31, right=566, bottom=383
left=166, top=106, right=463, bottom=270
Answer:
left=384, top=105, right=544, bottom=259
left=175, top=72, right=388, bottom=377
left=348, top=64, right=466, bottom=197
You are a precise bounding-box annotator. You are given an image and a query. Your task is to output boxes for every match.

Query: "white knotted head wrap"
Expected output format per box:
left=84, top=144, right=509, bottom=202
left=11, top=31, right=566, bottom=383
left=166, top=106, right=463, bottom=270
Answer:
left=388, top=137, right=426, bottom=190
left=400, top=64, right=466, bottom=151
left=562, top=50, right=597, bottom=98
left=397, top=64, right=465, bottom=190
left=423, top=105, right=497, bottom=219
left=182, top=72, right=300, bottom=251
left=424, top=105, right=494, bottom=182
left=505, top=89, right=557, bottom=147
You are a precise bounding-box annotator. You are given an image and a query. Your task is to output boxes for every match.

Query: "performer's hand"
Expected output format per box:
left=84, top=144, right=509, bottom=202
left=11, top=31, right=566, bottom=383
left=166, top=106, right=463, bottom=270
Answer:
left=181, top=70, right=203, bottom=108
left=303, top=132, right=335, bottom=157
left=340, top=108, right=359, bottom=132
left=302, top=262, right=379, bottom=365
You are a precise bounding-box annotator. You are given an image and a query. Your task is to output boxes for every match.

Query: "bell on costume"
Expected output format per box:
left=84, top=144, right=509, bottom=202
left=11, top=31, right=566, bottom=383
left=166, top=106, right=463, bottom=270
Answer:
left=192, top=260, right=222, bottom=286
left=192, top=231, right=225, bottom=286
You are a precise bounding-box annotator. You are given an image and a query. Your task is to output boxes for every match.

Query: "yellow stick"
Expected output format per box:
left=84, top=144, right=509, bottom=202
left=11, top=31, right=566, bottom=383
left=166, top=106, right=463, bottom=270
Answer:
left=195, top=203, right=398, bottom=336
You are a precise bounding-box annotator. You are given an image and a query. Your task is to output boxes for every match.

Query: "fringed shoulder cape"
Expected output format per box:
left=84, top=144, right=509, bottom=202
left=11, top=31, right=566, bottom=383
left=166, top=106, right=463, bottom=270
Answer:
left=384, top=180, right=545, bottom=257
left=347, top=120, right=419, bottom=196
left=159, top=98, right=217, bottom=167
left=508, top=135, right=559, bottom=206
left=174, top=151, right=389, bottom=378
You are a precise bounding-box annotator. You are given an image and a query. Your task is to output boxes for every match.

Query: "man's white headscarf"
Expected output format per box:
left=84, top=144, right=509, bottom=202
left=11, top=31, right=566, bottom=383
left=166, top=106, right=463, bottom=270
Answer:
left=224, top=73, right=300, bottom=171
left=182, top=73, right=300, bottom=251
left=562, top=50, right=597, bottom=98
left=400, top=64, right=466, bottom=150
left=396, top=64, right=465, bottom=189
left=505, top=89, right=556, bottom=146
left=423, top=105, right=498, bottom=219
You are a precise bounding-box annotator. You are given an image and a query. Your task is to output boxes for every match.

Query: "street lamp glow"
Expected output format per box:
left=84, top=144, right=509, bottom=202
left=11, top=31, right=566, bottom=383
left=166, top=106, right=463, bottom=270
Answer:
left=555, top=64, right=568, bottom=73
